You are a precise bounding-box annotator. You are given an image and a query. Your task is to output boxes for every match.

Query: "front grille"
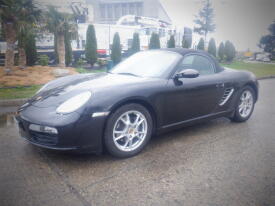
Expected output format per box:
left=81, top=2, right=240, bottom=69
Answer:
left=17, top=116, right=59, bottom=146
left=29, top=131, right=58, bottom=145
left=18, top=121, right=25, bottom=131
left=219, top=88, right=234, bottom=106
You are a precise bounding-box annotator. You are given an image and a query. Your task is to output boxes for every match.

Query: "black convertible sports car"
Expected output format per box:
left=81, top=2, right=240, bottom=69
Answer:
left=16, top=48, right=259, bottom=158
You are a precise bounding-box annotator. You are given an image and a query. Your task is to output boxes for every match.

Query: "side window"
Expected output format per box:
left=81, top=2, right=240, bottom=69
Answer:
left=181, top=55, right=194, bottom=66
left=179, top=55, right=215, bottom=75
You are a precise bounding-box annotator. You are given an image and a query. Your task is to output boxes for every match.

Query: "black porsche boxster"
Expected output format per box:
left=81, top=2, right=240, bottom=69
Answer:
left=16, top=48, right=259, bottom=157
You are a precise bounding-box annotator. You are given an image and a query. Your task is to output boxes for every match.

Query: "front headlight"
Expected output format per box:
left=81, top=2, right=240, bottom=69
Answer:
left=56, top=91, right=91, bottom=114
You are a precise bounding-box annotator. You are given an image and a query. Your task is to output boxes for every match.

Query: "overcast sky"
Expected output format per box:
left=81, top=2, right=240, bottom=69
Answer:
left=160, top=0, right=275, bottom=51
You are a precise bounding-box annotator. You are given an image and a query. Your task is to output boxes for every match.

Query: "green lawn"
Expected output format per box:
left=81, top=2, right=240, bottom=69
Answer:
left=76, top=67, right=106, bottom=74
left=222, top=61, right=275, bottom=78
left=0, top=85, right=41, bottom=100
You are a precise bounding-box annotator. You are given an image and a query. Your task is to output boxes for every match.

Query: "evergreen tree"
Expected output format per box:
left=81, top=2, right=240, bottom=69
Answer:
left=259, top=20, right=275, bottom=60
left=207, top=38, right=216, bottom=57
left=197, top=38, right=205, bottom=50
left=194, top=0, right=216, bottom=41
left=167, top=35, right=175, bottom=48
left=65, top=23, right=72, bottom=66
left=182, top=35, right=192, bottom=48
left=131, top=32, right=140, bottom=54
left=111, top=32, right=122, bottom=65
left=25, top=33, right=37, bottom=66
left=224, top=41, right=236, bottom=62
left=218, top=42, right=225, bottom=61
left=85, top=24, right=97, bottom=67
left=149, top=33, right=160, bottom=49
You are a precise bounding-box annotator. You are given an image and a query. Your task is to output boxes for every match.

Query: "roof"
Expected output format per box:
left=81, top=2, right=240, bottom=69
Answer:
left=161, top=48, right=205, bottom=56
left=160, top=48, right=223, bottom=72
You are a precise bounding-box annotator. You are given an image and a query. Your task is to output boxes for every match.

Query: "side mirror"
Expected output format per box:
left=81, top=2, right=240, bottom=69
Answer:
left=175, top=69, right=199, bottom=79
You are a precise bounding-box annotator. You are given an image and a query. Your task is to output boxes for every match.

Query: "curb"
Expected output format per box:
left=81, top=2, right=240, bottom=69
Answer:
left=257, top=75, right=275, bottom=80
left=1, top=76, right=275, bottom=107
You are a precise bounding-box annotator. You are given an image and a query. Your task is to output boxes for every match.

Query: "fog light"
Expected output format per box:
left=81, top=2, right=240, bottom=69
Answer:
left=29, top=124, right=58, bottom=134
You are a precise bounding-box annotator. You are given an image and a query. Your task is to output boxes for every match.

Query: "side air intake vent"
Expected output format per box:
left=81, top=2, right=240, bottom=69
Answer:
left=219, top=88, right=234, bottom=106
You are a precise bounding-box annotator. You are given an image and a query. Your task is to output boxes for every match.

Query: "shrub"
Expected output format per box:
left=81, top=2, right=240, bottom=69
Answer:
left=85, top=25, right=97, bottom=67
left=131, top=33, right=140, bottom=54
left=38, top=55, right=49, bottom=66
left=167, top=35, right=175, bottom=48
left=218, top=42, right=225, bottom=61
left=197, top=38, right=205, bottom=50
left=77, top=58, right=85, bottom=67
left=25, top=33, right=37, bottom=66
left=224, top=41, right=236, bottom=62
left=182, top=29, right=192, bottom=48
left=208, top=38, right=216, bottom=57
left=149, top=33, right=160, bottom=49
left=111, top=32, right=122, bottom=65
left=97, top=58, right=107, bottom=67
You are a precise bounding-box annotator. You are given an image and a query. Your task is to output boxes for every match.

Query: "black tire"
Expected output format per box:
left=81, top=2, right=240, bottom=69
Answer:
left=231, top=86, right=255, bottom=122
left=104, top=103, right=153, bottom=158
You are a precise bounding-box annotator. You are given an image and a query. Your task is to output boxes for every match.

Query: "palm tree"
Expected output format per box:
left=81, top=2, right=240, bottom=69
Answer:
left=0, top=0, right=40, bottom=72
left=44, top=6, right=76, bottom=67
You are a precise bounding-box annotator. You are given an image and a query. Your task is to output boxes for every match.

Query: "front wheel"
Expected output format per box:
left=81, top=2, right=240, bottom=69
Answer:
left=104, top=104, right=153, bottom=158
left=231, top=86, right=255, bottom=122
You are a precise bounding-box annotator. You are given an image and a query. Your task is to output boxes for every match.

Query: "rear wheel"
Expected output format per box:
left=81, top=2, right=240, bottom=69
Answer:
left=104, top=104, right=153, bottom=158
left=231, top=86, right=255, bottom=122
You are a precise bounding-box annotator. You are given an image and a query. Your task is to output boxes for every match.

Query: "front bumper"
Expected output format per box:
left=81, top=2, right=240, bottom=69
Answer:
left=15, top=106, right=108, bottom=154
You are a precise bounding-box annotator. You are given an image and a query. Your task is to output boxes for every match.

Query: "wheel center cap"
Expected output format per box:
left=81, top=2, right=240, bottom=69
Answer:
left=128, top=128, right=135, bottom=135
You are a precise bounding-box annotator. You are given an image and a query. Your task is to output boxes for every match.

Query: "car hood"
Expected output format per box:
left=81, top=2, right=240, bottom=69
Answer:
left=27, top=72, right=156, bottom=108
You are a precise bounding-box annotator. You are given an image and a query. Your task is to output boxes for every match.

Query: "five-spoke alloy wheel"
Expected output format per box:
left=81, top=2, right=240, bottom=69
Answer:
left=104, top=104, right=153, bottom=158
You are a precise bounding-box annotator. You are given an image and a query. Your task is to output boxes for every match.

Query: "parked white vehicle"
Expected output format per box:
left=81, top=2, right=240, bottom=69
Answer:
left=75, top=15, right=177, bottom=53
left=35, top=15, right=179, bottom=55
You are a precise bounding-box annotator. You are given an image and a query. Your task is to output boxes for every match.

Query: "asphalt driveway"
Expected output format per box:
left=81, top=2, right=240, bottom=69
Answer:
left=0, top=79, right=274, bottom=206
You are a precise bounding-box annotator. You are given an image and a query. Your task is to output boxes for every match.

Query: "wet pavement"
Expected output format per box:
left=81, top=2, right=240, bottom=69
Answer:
left=0, top=79, right=275, bottom=206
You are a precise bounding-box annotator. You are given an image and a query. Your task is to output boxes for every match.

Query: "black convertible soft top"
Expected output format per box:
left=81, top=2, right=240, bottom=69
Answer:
left=161, top=48, right=224, bottom=72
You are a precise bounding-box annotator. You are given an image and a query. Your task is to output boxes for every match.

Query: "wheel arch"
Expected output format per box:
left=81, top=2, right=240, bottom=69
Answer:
left=107, top=97, right=158, bottom=133
left=244, top=82, right=258, bottom=102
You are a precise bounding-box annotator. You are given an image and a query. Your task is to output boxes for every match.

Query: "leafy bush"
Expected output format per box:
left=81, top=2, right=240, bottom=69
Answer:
left=77, top=58, right=85, bottom=67
left=38, top=55, right=49, bottom=66
left=97, top=58, right=107, bottom=67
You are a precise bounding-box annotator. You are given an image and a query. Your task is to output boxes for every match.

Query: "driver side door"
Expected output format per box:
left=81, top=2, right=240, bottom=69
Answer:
left=162, top=54, right=224, bottom=126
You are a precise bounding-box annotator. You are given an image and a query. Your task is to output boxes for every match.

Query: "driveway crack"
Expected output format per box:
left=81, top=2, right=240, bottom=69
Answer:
left=37, top=149, right=92, bottom=206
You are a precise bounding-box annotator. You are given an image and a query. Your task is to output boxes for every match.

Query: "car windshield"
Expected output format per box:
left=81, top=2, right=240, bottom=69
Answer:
left=110, top=50, right=181, bottom=78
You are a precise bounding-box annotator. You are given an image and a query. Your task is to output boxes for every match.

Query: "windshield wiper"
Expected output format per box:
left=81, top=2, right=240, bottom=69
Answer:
left=116, top=72, right=140, bottom=77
